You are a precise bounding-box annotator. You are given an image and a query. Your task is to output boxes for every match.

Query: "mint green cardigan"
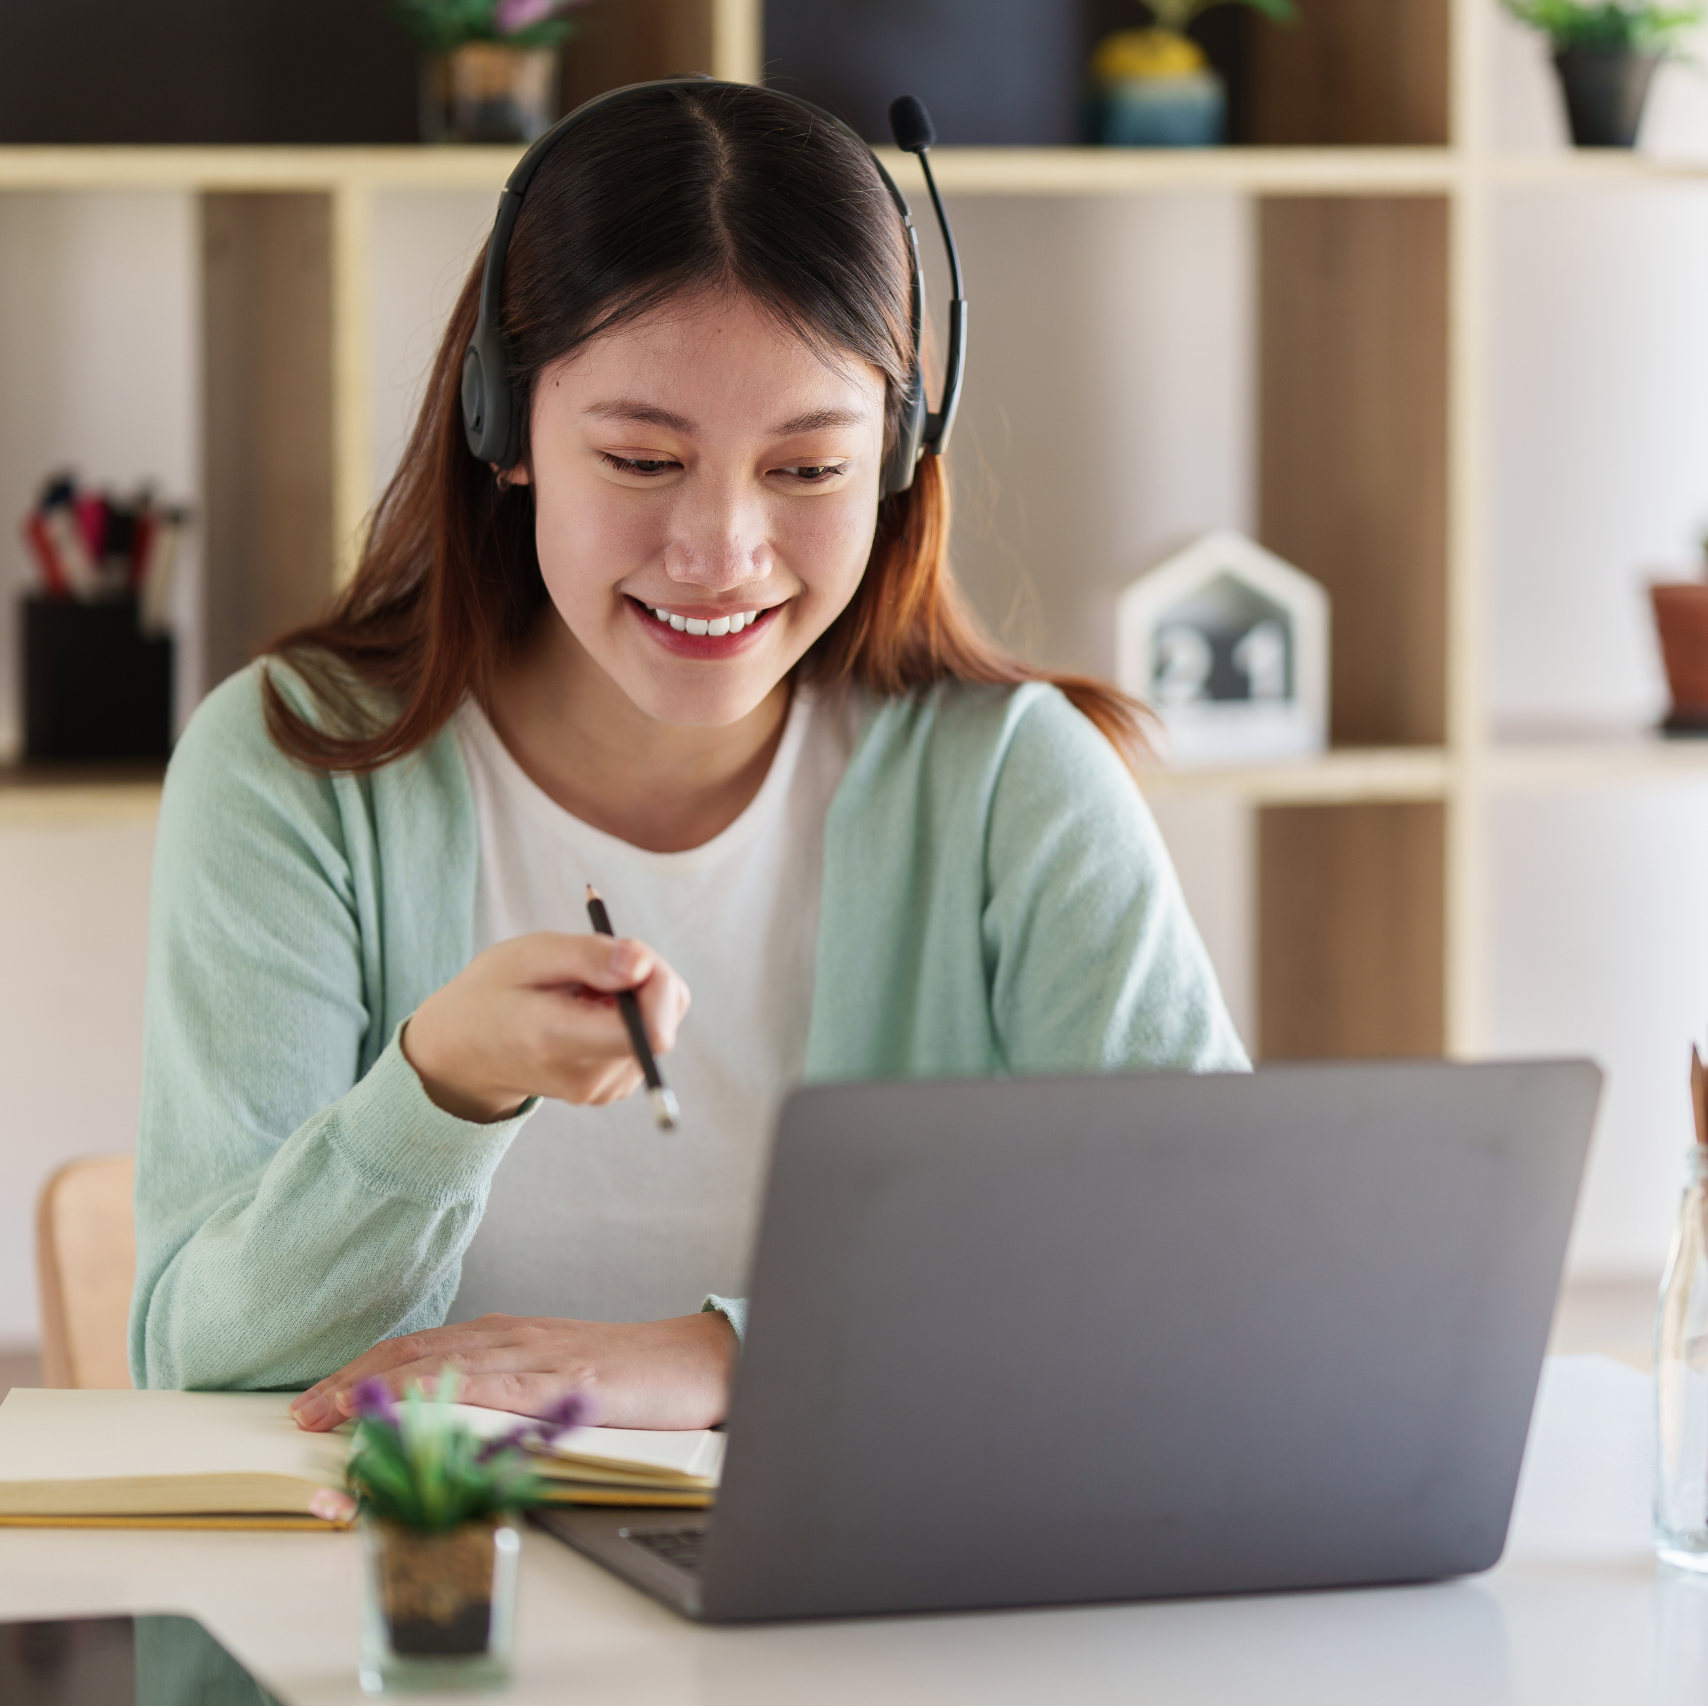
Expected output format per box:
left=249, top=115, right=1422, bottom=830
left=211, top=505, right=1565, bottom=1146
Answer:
left=130, top=667, right=1247, bottom=1390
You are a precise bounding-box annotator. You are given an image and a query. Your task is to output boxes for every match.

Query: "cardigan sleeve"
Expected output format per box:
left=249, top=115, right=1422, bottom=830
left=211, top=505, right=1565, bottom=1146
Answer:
left=981, top=689, right=1250, bottom=1076
left=129, top=672, right=533, bottom=1392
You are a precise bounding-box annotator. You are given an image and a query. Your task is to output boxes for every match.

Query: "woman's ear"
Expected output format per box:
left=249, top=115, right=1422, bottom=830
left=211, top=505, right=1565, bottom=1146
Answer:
left=491, top=463, right=532, bottom=488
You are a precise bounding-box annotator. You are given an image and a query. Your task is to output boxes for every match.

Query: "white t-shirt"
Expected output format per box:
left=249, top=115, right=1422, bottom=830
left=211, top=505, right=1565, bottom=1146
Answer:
left=448, top=687, right=859, bottom=1326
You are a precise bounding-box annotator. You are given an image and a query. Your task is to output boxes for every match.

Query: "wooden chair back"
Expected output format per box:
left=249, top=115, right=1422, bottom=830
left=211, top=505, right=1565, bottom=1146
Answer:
left=36, top=1155, right=136, bottom=1389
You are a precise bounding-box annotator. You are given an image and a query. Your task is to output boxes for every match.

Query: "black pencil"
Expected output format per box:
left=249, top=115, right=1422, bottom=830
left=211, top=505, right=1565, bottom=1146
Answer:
left=585, top=885, right=679, bottom=1131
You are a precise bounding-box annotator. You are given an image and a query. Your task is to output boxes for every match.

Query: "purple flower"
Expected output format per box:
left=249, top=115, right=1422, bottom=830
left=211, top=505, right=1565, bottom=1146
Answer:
left=474, top=1386, right=594, bottom=1463
left=351, top=1378, right=400, bottom=1427
left=495, top=0, right=574, bottom=33
left=537, top=1389, right=595, bottom=1435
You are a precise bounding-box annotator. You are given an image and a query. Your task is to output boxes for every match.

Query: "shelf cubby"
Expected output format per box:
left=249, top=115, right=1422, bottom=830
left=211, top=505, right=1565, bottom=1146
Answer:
left=202, top=193, right=339, bottom=686
left=1243, top=0, right=1450, bottom=148
left=1260, top=801, right=1447, bottom=1059
left=1259, top=195, right=1449, bottom=751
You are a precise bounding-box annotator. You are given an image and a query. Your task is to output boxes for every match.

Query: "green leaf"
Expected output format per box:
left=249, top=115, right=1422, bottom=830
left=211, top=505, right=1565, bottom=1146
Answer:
left=499, top=20, right=576, bottom=47
left=1500, top=0, right=1706, bottom=51
left=392, top=0, right=502, bottom=51
left=1149, top=0, right=1297, bottom=26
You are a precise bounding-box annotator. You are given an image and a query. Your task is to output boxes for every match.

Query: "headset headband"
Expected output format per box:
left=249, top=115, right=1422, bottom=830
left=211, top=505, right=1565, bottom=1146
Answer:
left=459, top=78, right=967, bottom=498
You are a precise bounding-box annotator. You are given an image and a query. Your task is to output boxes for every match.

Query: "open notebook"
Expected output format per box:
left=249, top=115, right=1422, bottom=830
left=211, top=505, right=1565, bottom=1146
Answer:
left=0, top=1389, right=723, bottom=1530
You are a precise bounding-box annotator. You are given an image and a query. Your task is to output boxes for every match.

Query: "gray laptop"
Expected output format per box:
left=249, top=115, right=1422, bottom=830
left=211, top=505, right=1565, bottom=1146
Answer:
left=536, top=1059, right=1601, bottom=1621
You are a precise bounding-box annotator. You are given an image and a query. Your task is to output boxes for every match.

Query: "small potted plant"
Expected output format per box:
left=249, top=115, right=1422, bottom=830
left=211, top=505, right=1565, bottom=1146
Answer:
left=345, top=1372, right=588, bottom=1693
left=1651, top=537, right=1708, bottom=734
left=395, top=0, right=594, bottom=145
left=1501, top=2, right=1705, bottom=148
left=1087, top=0, right=1298, bottom=148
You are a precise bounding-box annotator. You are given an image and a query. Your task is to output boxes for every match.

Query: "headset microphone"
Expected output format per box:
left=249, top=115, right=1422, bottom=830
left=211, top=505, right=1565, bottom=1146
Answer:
left=888, top=95, right=966, bottom=478
left=461, top=81, right=967, bottom=499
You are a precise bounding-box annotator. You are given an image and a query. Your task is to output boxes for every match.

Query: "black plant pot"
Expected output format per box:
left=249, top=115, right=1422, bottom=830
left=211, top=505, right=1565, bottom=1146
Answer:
left=1552, top=47, right=1662, bottom=148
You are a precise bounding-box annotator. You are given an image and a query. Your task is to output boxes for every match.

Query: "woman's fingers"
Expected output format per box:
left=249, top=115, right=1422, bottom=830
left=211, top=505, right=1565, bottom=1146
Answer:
left=504, top=931, right=660, bottom=995
left=632, top=954, right=691, bottom=1055
left=505, top=933, right=688, bottom=1043
left=430, top=1371, right=580, bottom=1417
left=291, top=1314, right=734, bottom=1434
left=330, top=1361, right=571, bottom=1421
left=510, top=931, right=689, bottom=1067
left=289, top=1317, right=589, bottom=1431
left=404, top=930, right=692, bottom=1118
left=289, top=1322, right=505, bottom=1429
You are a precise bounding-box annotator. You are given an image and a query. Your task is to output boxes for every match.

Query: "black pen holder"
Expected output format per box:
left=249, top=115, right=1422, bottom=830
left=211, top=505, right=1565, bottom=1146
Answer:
left=22, top=594, right=173, bottom=760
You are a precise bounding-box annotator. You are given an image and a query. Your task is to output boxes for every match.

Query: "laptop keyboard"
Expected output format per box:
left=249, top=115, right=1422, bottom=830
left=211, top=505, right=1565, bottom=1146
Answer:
left=622, top=1526, right=707, bottom=1574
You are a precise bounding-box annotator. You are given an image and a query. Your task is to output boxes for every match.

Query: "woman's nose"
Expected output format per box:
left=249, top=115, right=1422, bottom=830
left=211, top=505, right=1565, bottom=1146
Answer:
left=663, top=481, right=771, bottom=591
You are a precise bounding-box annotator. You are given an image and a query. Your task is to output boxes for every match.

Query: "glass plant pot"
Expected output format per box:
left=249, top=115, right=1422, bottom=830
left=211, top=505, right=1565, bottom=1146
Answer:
left=360, top=1515, right=520, bottom=1693
left=420, top=44, right=559, bottom=145
left=1657, top=1146, right=1708, bottom=1571
left=1089, top=71, right=1226, bottom=148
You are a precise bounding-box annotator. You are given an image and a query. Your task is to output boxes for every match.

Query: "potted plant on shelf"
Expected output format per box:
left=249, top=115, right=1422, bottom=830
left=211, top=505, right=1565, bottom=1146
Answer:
left=1501, top=2, right=1705, bottom=148
left=1087, top=0, right=1298, bottom=148
left=1650, top=538, right=1708, bottom=733
left=345, top=1372, right=589, bottom=1692
left=395, top=0, right=593, bottom=145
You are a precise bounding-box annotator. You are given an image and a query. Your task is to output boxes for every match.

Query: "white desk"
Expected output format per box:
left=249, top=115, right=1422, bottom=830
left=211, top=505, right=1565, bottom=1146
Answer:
left=0, top=1358, right=1691, bottom=1705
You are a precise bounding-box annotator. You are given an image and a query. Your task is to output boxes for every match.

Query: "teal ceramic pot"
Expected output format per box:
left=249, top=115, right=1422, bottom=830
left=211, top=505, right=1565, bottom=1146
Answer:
left=1092, top=70, right=1226, bottom=147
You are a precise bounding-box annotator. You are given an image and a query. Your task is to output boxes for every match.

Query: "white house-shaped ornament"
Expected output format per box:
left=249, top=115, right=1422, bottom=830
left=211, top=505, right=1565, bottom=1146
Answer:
left=1115, top=530, right=1329, bottom=770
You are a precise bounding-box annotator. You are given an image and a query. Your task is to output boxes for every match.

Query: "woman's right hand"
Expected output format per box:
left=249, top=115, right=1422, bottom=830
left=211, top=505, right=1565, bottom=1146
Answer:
left=401, top=933, right=690, bottom=1122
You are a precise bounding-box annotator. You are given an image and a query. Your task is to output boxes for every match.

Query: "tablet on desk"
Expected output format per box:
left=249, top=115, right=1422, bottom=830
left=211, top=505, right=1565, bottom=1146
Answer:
left=1, top=1614, right=281, bottom=1706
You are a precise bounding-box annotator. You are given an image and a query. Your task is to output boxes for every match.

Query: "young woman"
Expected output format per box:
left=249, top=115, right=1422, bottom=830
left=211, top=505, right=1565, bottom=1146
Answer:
left=128, top=80, right=1246, bottom=1429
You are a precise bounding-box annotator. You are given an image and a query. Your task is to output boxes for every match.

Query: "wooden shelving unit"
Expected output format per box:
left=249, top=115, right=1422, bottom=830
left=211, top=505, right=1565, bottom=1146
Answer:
left=1, top=0, right=1693, bottom=1059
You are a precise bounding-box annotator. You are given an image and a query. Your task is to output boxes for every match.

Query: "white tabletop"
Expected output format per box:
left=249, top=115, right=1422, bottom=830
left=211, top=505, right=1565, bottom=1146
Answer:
left=0, top=1356, right=1690, bottom=1705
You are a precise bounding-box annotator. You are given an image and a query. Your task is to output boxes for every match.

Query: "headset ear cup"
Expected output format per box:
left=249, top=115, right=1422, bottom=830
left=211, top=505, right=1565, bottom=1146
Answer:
left=462, top=327, right=516, bottom=467
left=461, top=344, right=489, bottom=459
left=882, top=369, right=928, bottom=498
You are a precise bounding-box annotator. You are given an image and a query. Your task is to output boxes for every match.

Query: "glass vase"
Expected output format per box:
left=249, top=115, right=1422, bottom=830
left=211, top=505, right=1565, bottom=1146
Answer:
left=1656, top=1146, right=1708, bottom=1570
left=419, top=44, right=559, bottom=145
left=360, top=1514, right=520, bottom=1693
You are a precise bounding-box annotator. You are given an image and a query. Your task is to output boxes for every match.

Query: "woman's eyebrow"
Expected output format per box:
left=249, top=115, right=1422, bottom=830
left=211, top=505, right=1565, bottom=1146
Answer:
left=583, top=400, right=868, bottom=435
left=585, top=399, right=696, bottom=433
left=772, top=406, right=867, bottom=434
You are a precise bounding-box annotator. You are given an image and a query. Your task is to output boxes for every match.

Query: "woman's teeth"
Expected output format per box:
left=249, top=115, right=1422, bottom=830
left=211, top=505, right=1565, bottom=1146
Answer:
left=652, top=606, right=760, bottom=637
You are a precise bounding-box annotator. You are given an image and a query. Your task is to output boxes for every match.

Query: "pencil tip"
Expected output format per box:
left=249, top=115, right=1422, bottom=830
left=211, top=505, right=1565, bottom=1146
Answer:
left=586, top=884, right=599, bottom=902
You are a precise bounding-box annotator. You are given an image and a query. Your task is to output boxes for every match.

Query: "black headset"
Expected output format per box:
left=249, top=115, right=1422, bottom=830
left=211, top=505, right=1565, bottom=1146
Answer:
left=460, top=79, right=967, bottom=499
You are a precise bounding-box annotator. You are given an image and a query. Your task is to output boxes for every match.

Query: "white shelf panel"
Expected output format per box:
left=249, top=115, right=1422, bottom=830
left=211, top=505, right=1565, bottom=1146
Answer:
left=1488, top=731, right=1708, bottom=791
left=1491, top=152, right=1708, bottom=188
left=0, top=147, right=523, bottom=194
left=1142, top=747, right=1450, bottom=805
left=17, top=144, right=1708, bottom=202
left=879, top=147, right=1459, bottom=197
left=0, top=145, right=1461, bottom=199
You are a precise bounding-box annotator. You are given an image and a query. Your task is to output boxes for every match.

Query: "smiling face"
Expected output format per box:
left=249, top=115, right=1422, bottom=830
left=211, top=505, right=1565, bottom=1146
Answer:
left=516, top=288, right=889, bottom=730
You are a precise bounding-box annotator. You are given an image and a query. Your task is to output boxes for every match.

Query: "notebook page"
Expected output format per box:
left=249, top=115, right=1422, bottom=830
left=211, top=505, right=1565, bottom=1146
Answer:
left=452, top=1404, right=726, bottom=1485
left=0, top=1389, right=345, bottom=1490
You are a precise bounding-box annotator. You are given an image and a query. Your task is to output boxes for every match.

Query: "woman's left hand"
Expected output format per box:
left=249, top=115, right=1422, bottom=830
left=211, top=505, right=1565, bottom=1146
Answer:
left=287, top=1310, right=737, bottom=1433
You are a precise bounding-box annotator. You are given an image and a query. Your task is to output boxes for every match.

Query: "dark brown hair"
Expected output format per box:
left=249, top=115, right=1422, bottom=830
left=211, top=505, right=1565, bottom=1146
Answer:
left=263, top=81, right=1147, bottom=771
